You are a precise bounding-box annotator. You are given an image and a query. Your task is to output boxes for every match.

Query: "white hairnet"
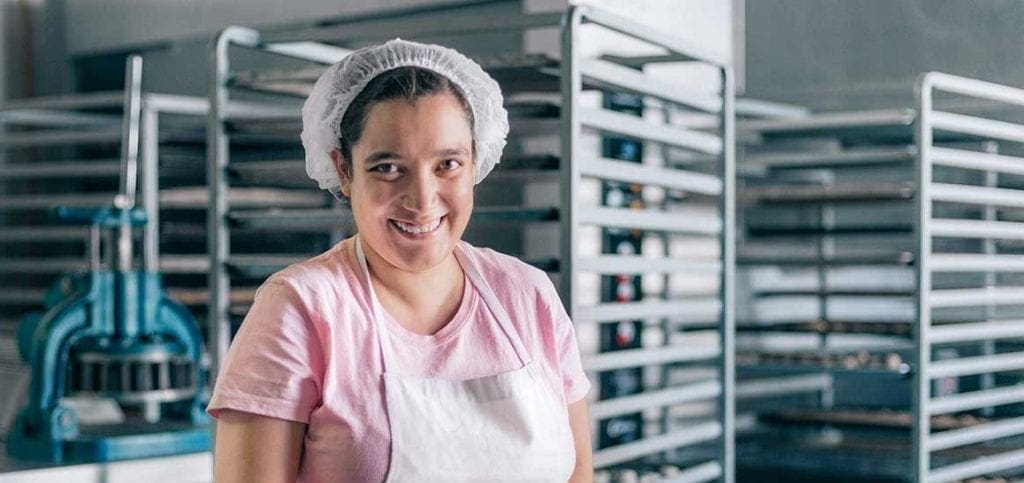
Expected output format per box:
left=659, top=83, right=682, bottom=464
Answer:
left=300, top=38, right=509, bottom=196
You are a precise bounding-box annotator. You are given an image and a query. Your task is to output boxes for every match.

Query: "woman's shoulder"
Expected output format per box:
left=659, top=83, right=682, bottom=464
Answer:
left=461, top=243, right=554, bottom=297
left=264, top=239, right=358, bottom=298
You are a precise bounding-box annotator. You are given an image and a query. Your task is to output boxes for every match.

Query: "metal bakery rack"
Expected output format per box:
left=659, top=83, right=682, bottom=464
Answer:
left=736, top=72, right=1024, bottom=482
left=207, top=2, right=735, bottom=480
left=0, top=83, right=258, bottom=318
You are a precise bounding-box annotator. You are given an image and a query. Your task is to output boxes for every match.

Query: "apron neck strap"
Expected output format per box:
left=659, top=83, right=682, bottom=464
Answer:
left=354, top=234, right=392, bottom=371
left=452, top=245, right=531, bottom=365
left=354, top=234, right=532, bottom=369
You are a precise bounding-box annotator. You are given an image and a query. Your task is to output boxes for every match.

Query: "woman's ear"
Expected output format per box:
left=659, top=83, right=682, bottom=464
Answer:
left=330, top=149, right=353, bottom=198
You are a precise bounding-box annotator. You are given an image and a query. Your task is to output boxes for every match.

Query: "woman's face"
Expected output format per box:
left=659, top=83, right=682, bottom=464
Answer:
left=334, top=93, right=475, bottom=274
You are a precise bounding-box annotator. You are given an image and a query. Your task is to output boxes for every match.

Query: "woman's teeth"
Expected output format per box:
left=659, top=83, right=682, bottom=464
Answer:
left=392, top=217, right=442, bottom=234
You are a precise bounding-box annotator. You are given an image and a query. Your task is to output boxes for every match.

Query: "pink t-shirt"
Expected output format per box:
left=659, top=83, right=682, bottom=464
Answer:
left=207, top=238, right=590, bottom=482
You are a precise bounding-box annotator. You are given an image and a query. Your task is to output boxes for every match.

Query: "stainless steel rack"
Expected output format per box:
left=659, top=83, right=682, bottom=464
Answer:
left=1, top=92, right=124, bottom=320
left=737, top=73, right=1024, bottom=482
left=0, top=89, right=240, bottom=319
left=207, top=2, right=735, bottom=480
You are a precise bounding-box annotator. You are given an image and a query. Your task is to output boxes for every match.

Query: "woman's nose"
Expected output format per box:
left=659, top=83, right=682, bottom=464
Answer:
left=402, top=169, right=439, bottom=213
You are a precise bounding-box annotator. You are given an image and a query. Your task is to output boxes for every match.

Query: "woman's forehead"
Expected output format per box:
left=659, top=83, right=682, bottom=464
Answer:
left=355, top=94, right=473, bottom=156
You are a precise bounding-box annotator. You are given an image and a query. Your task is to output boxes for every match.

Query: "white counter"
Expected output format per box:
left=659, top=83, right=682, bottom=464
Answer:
left=0, top=451, right=211, bottom=483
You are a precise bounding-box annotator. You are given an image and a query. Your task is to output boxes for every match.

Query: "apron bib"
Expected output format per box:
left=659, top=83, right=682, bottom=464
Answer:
left=355, top=236, right=576, bottom=482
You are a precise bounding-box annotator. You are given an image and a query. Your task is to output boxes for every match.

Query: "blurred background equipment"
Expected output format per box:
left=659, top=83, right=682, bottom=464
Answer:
left=6, top=57, right=210, bottom=464
left=0, top=58, right=218, bottom=473
left=735, top=74, right=1024, bottom=482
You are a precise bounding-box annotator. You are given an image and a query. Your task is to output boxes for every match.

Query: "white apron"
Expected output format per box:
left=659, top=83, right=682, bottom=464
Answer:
left=354, top=236, right=576, bottom=482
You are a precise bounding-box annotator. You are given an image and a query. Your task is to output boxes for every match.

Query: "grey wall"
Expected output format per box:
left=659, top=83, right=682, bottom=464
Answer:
left=103, top=1, right=525, bottom=97
left=745, top=0, right=1024, bottom=111
left=1, top=0, right=69, bottom=99
left=65, top=0, right=732, bottom=58
left=54, top=0, right=733, bottom=98
left=64, top=0, right=507, bottom=96
left=64, top=0, right=489, bottom=55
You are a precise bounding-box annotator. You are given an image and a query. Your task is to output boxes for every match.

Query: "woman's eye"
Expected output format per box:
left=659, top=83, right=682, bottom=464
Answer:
left=370, top=163, right=398, bottom=174
left=440, top=159, right=461, bottom=171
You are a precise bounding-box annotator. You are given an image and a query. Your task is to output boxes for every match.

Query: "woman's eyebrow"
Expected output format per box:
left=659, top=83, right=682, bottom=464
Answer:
left=434, top=148, right=470, bottom=157
left=363, top=151, right=401, bottom=164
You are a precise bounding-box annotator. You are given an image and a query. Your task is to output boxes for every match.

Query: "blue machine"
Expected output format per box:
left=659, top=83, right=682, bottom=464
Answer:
left=6, top=57, right=210, bottom=462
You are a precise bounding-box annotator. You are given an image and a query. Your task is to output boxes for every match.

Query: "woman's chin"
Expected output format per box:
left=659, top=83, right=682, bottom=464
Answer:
left=383, top=234, right=456, bottom=272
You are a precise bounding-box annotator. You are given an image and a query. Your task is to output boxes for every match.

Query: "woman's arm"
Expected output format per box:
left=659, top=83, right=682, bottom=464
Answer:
left=214, top=409, right=307, bottom=483
left=568, top=399, right=594, bottom=483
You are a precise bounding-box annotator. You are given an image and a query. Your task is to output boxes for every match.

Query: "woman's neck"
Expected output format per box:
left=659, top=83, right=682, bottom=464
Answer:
left=355, top=237, right=464, bottom=308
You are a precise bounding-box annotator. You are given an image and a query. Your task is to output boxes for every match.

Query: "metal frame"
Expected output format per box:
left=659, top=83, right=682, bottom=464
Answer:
left=561, top=5, right=735, bottom=478
left=0, top=92, right=150, bottom=315
left=914, top=72, right=1024, bottom=483
left=208, top=3, right=735, bottom=480
left=737, top=72, right=1024, bottom=483
left=0, top=90, right=220, bottom=312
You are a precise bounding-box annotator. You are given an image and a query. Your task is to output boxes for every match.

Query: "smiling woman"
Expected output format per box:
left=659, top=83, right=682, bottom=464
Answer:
left=336, top=86, right=475, bottom=276
left=207, top=39, right=594, bottom=483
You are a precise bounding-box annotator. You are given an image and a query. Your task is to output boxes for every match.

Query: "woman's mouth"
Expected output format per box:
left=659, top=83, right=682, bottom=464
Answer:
left=389, top=216, right=444, bottom=239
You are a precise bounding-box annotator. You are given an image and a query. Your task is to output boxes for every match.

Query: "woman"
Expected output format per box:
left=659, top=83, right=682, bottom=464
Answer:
left=208, top=39, right=594, bottom=482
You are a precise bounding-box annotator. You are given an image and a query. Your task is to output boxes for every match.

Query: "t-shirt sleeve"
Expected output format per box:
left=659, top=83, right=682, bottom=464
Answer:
left=536, top=274, right=591, bottom=405
left=206, top=278, right=324, bottom=424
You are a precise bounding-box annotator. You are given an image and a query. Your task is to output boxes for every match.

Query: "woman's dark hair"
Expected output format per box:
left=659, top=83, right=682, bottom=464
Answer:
left=337, top=66, right=475, bottom=177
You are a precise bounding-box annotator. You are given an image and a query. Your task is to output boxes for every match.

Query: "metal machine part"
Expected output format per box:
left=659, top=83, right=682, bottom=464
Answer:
left=5, top=57, right=210, bottom=463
